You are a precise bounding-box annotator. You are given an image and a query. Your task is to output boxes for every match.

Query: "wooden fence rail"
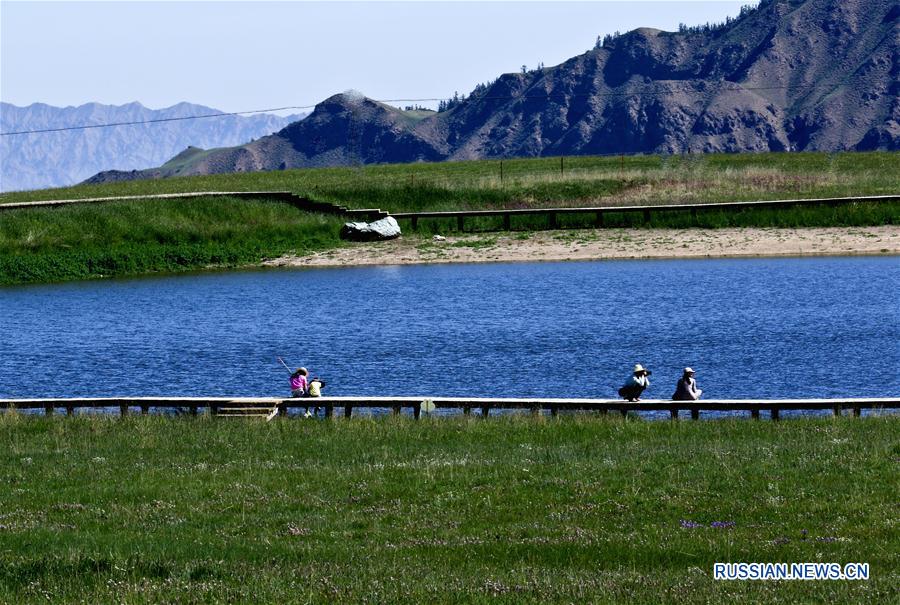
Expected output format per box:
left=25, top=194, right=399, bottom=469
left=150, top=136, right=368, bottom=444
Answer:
left=1, top=397, right=897, bottom=421
left=3, top=193, right=896, bottom=235
left=391, top=194, right=900, bottom=232
left=0, top=191, right=388, bottom=221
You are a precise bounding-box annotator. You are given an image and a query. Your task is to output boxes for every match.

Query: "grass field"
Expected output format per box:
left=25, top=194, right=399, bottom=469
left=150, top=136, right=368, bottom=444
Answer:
left=2, top=151, right=899, bottom=212
left=1, top=152, right=898, bottom=285
left=0, top=414, right=896, bottom=603
left=0, top=196, right=343, bottom=285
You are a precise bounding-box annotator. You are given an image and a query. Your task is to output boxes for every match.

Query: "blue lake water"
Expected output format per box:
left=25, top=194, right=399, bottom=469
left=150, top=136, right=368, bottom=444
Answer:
left=1, top=257, right=899, bottom=405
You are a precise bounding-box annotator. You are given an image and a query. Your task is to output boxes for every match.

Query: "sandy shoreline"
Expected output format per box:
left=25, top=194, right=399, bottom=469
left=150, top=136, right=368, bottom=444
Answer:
left=264, top=226, right=900, bottom=268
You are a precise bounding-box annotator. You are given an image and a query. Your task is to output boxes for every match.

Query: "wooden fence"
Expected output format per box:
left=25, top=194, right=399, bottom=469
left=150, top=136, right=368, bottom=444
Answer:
left=1, top=396, right=897, bottom=421
left=391, top=195, right=900, bottom=232
left=0, top=191, right=388, bottom=221
left=2, top=193, right=896, bottom=234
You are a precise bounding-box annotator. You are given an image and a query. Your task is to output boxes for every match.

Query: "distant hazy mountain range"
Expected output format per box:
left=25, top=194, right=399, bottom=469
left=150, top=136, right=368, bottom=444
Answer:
left=0, top=102, right=305, bottom=191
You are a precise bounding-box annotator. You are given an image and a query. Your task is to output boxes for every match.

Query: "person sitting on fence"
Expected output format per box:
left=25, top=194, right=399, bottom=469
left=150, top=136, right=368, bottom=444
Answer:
left=290, top=367, right=308, bottom=398
left=304, top=377, right=327, bottom=418
left=308, top=377, right=326, bottom=397
left=672, top=367, right=702, bottom=401
left=618, top=364, right=651, bottom=401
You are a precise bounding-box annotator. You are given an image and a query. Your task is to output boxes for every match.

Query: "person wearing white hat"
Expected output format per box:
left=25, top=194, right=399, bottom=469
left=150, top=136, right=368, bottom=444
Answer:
left=672, top=367, right=702, bottom=401
left=618, top=364, right=651, bottom=401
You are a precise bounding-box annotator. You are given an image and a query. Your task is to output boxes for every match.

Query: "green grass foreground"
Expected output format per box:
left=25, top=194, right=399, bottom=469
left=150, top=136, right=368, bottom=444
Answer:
left=1, top=414, right=897, bottom=603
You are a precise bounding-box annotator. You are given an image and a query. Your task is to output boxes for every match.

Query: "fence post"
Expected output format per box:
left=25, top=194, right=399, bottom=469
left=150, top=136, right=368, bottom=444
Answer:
left=457, top=215, right=464, bottom=232
left=643, top=209, right=652, bottom=224
left=595, top=211, right=604, bottom=228
left=771, top=408, right=780, bottom=421
left=751, top=409, right=760, bottom=420
left=670, top=408, right=679, bottom=420
left=120, top=404, right=128, bottom=417
left=481, top=406, right=490, bottom=418
left=503, top=213, right=511, bottom=231
left=548, top=212, right=557, bottom=229
left=44, top=405, right=53, bottom=416
left=344, top=406, right=353, bottom=418
left=325, top=405, right=334, bottom=418
left=411, top=216, right=418, bottom=230
left=690, top=408, right=699, bottom=420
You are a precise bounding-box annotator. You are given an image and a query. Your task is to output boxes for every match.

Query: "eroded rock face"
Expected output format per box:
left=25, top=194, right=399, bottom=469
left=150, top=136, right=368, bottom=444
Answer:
left=339, top=217, right=402, bottom=242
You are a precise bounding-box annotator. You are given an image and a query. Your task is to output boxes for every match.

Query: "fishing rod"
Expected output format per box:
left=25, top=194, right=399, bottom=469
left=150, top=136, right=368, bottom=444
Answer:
left=276, top=356, right=293, bottom=374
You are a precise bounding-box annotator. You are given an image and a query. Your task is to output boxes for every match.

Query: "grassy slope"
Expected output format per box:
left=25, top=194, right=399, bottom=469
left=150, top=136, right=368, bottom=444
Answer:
left=0, top=196, right=343, bottom=285
left=1, top=152, right=898, bottom=285
left=0, top=414, right=896, bottom=603
left=2, top=152, right=899, bottom=212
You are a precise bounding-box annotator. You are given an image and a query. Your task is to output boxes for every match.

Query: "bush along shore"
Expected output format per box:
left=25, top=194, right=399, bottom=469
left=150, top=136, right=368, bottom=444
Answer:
left=0, top=414, right=896, bottom=603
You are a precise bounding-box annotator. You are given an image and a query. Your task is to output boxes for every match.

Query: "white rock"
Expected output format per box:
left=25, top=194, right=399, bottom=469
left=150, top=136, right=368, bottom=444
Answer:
left=339, top=216, right=401, bottom=241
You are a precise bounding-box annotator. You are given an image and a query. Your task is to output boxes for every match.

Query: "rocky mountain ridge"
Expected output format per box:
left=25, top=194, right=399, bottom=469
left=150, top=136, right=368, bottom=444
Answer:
left=85, top=0, right=900, bottom=185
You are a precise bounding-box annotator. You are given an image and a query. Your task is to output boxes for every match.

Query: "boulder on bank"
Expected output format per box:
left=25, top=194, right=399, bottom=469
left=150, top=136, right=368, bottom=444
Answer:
left=340, top=216, right=401, bottom=241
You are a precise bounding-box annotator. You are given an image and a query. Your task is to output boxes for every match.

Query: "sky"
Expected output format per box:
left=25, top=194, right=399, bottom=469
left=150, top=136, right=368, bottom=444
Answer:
left=1, top=1, right=750, bottom=114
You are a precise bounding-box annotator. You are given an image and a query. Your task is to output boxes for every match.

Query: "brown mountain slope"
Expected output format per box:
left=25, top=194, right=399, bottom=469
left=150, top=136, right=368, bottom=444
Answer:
left=86, top=0, right=899, bottom=184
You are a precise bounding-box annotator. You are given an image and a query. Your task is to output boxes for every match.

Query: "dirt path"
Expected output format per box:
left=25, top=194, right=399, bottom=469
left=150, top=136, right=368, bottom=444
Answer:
left=264, top=226, right=900, bottom=268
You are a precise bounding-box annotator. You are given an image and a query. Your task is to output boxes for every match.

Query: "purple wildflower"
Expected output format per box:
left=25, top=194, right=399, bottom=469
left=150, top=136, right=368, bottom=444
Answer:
left=680, top=520, right=702, bottom=529
left=710, top=521, right=736, bottom=529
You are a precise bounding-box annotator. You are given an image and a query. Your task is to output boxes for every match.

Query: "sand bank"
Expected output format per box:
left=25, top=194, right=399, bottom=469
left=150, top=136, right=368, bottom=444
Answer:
left=265, top=226, right=900, bottom=268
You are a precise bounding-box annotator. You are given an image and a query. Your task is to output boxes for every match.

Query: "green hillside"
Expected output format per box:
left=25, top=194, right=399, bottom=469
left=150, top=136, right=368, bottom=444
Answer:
left=3, top=152, right=899, bottom=211
left=1, top=152, right=898, bottom=285
left=0, top=196, right=343, bottom=285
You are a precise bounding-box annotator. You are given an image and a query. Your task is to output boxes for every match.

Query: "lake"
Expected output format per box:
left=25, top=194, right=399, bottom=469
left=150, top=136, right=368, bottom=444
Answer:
left=1, top=257, right=899, bottom=407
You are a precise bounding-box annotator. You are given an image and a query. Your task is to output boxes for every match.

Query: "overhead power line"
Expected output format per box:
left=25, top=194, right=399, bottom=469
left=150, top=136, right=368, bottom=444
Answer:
left=0, top=105, right=319, bottom=136
left=0, top=84, right=819, bottom=137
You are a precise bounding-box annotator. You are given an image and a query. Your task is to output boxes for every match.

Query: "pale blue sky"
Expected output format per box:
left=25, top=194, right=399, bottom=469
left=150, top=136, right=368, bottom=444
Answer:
left=1, top=1, right=749, bottom=113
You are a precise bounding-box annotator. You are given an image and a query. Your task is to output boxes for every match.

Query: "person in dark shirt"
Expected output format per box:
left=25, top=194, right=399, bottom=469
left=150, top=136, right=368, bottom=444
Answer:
left=672, top=367, right=702, bottom=401
left=619, top=364, right=651, bottom=401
